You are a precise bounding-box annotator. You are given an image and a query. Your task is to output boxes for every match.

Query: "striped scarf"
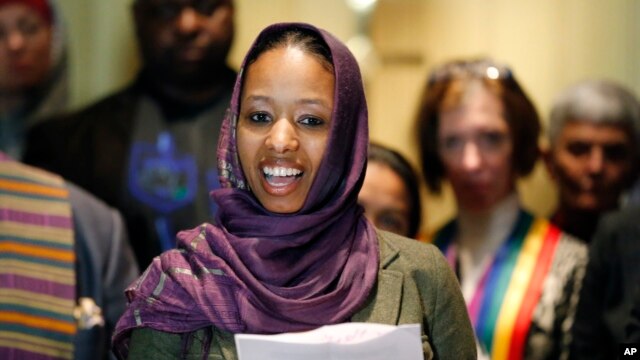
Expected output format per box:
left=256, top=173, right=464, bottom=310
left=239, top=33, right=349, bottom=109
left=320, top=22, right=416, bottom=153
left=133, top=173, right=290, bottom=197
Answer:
left=435, top=210, right=562, bottom=360
left=0, top=154, right=76, bottom=359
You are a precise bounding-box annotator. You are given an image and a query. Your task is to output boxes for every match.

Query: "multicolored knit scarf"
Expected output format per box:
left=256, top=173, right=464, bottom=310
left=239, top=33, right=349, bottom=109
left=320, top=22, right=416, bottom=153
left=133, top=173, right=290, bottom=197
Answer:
left=0, top=153, right=76, bottom=359
left=435, top=210, right=562, bottom=360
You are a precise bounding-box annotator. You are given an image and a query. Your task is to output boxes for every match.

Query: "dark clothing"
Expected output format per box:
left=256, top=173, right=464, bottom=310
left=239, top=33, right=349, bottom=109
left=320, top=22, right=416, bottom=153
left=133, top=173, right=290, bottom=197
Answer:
left=570, top=206, right=640, bottom=359
left=628, top=289, right=640, bottom=343
left=24, top=68, right=236, bottom=268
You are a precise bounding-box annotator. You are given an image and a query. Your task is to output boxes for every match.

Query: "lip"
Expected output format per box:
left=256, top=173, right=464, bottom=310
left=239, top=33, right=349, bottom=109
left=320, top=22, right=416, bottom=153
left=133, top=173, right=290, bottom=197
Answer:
left=10, top=60, right=34, bottom=72
left=258, top=160, right=304, bottom=197
left=462, top=180, right=491, bottom=191
left=175, top=46, right=205, bottom=63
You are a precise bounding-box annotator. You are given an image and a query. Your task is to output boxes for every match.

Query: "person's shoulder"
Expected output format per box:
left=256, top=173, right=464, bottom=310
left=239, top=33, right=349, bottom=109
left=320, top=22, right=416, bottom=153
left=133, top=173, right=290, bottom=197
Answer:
left=67, top=84, right=139, bottom=122
left=34, top=83, right=139, bottom=131
left=545, top=218, right=589, bottom=265
left=589, top=206, right=640, bottom=253
left=600, top=206, right=640, bottom=228
left=376, top=230, right=447, bottom=270
left=65, top=181, right=124, bottom=248
left=66, top=181, right=115, bottom=217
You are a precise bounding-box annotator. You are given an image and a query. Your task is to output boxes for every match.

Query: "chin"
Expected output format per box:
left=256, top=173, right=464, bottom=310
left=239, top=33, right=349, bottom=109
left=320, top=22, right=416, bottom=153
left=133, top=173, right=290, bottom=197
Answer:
left=572, top=198, right=606, bottom=213
left=263, top=202, right=303, bottom=214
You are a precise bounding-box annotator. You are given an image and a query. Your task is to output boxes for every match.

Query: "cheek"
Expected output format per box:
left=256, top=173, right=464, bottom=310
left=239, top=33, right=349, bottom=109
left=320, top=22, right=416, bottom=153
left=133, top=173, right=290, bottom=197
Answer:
left=236, top=128, right=256, bottom=178
left=305, top=136, right=329, bottom=171
left=30, top=39, right=52, bottom=76
left=439, top=156, right=461, bottom=176
left=140, top=26, right=172, bottom=53
left=605, top=164, right=633, bottom=184
left=555, top=152, right=583, bottom=177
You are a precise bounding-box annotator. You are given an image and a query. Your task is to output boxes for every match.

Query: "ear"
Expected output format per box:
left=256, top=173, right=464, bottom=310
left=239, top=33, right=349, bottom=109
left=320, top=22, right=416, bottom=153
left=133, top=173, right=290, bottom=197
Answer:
left=541, top=146, right=559, bottom=181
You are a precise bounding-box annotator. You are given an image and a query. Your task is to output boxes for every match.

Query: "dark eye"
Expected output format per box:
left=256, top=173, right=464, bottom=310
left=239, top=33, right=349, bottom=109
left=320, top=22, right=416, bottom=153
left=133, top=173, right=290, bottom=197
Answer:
left=376, top=213, right=408, bottom=236
left=299, top=116, right=324, bottom=127
left=148, top=3, right=181, bottom=20
left=566, top=142, right=591, bottom=157
left=193, top=0, right=222, bottom=15
left=439, top=136, right=464, bottom=152
left=603, top=144, right=631, bottom=162
left=248, top=112, right=271, bottom=123
left=477, top=131, right=508, bottom=150
left=17, top=19, right=43, bottom=36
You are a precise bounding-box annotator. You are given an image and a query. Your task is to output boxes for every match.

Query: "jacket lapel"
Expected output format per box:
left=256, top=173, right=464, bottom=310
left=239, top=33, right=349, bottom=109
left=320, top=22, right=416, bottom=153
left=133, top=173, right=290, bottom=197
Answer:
left=352, top=232, right=403, bottom=324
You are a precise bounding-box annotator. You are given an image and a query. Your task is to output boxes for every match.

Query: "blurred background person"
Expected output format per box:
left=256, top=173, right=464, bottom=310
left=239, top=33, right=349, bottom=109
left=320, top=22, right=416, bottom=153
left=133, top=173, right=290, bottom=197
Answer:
left=416, top=58, right=587, bottom=360
left=544, top=79, right=640, bottom=242
left=0, top=151, right=138, bottom=360
left=570, top=205, right=640, bottom=360
left=358, top=142, right=422, bottom=239
left=24, top=0, right=236, bottom=269
left=0, top=0, right=67, bottom=160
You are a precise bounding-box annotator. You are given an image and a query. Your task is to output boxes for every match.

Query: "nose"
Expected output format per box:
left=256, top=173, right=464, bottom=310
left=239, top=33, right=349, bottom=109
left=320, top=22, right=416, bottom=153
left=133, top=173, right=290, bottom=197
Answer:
left=5, top=30, right=26, bottom=52
left=587, top=146, right=605, bottom=175
left=266, top=118, right=299, bottom=154
left=175, top=7, right=199, bottom=35
left=461, top=141, right=482, bottom=171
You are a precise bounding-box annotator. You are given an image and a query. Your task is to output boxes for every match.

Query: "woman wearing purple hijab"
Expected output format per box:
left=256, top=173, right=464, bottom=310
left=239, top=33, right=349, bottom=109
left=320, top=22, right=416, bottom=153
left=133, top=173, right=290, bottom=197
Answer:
left=112, top=23, right=476, bottom=359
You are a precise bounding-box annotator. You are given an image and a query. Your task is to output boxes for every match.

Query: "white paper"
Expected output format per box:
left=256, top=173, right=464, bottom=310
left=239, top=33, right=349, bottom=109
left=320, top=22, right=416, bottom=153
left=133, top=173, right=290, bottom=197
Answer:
left=235, top=322, right=422, bottom=360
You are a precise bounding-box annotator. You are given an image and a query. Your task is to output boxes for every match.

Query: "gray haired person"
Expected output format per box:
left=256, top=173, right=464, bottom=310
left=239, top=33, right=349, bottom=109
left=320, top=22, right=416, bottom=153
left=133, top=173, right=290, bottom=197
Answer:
left=544, top=79, right=640, bottom=241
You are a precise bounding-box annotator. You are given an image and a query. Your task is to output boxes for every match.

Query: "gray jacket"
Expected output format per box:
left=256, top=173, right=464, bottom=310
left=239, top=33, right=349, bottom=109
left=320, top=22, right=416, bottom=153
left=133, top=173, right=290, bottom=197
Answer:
left=68, top=183, right=139, bottom=360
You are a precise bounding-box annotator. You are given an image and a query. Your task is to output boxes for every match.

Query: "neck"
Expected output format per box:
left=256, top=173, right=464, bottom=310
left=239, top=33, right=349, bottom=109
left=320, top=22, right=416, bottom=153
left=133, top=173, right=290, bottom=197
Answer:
left=0, top=92, right=27, bottom=117
left=454, top=192, right=520, bottom=302
left=457, top=193, right=520, bottom=247
left=140, top=65, right=234, bottom=108
left=155, top=80, right=228, bottom=107
left=550, top=206, right=602, bottom=242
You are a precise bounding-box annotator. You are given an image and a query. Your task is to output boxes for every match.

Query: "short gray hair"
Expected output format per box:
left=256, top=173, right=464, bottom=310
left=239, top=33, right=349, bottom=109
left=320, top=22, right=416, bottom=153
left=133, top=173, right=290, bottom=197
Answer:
left=548, top=79, right=640, bottom=155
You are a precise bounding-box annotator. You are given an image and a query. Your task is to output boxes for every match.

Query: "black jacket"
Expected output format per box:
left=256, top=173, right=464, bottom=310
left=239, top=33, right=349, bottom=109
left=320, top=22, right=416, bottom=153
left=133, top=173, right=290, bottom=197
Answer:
left=24, top=68, right=236, bottom=268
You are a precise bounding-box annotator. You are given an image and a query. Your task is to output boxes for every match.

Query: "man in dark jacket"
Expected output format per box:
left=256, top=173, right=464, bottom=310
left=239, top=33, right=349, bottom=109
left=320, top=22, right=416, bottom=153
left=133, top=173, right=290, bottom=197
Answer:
left=571, top=206, right=640, bottom=359
left=24, top=0, right=236, bottom=269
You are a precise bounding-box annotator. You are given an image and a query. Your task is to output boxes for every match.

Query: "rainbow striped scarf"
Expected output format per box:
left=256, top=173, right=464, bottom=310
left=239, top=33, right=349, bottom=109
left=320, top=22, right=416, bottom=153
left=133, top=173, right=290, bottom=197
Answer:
left=0, top=155, right=76, bottom=359
left=435, top=210, right=561, bottom=360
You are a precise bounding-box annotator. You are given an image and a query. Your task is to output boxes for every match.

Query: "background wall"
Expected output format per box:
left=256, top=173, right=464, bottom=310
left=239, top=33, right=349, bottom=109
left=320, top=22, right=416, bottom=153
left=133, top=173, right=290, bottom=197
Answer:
left=58, top=0, right=640, bottom=235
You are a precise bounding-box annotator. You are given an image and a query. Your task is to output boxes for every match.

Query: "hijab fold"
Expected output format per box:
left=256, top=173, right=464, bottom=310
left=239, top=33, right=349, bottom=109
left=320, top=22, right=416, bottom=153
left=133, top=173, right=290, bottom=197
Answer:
left=113, top=22, right=378, bottom=357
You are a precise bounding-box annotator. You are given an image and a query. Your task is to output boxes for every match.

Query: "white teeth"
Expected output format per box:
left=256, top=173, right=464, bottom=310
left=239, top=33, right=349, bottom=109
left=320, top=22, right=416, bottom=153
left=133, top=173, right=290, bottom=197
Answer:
left=263, top=166, right=302, bottom=177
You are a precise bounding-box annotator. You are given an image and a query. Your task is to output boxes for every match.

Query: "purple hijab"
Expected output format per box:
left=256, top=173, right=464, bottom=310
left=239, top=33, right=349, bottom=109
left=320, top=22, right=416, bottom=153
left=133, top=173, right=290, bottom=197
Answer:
left=113, top=22, right=379, bottom=355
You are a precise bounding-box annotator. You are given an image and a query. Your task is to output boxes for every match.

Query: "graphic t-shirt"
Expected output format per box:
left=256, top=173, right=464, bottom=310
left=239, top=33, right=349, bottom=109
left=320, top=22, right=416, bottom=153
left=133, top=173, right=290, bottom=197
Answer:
left=125, top=95, right=229, bottom=251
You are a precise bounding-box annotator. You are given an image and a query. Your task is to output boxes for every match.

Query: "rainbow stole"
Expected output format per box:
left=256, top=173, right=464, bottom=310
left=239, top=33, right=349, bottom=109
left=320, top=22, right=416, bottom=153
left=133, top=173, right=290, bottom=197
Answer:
left=0, top=159, right=76, bottom=359
left=435, top=210, right=561, bottom=360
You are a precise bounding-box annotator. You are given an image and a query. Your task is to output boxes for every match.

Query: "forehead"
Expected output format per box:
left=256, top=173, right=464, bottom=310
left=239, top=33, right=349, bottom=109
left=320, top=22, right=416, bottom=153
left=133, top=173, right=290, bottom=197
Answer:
left=558, top=121, right=632, bottom=144
left=361, top=162, right=410, bottom=201
left=138, top=0, right=221, bottom=5
left=438, top=84, right=507, bottom=133
left=244, top=46, right=334, bottom=92
left=0, top=3, right=44, bottom=21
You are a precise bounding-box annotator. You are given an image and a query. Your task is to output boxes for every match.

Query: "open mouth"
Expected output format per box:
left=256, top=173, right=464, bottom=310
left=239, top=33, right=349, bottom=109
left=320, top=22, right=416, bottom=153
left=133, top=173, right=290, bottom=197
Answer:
left=262, top=166, right=303, bottom=187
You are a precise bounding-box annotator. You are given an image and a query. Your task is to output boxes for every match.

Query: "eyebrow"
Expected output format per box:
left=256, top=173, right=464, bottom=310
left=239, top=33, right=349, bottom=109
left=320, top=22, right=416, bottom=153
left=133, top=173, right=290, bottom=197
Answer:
left=244, top=95, right=332, bottom=109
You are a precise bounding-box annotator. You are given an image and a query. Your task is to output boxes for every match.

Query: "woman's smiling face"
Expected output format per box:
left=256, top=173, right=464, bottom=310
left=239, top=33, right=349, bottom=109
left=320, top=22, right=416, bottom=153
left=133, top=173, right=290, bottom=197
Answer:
left=237, top=45, right=335, bottom=213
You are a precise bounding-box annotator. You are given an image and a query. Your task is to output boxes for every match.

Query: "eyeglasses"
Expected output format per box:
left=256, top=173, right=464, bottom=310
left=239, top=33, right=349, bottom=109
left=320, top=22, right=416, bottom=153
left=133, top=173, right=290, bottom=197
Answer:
left=438, top=130, right=511, bottom=158
left=427, top=59, right=512, bottom=86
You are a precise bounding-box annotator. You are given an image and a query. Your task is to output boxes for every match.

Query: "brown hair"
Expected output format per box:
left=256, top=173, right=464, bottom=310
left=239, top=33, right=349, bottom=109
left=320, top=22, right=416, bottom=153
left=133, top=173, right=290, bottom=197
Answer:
left=415, top=58, right=541, bottom=193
